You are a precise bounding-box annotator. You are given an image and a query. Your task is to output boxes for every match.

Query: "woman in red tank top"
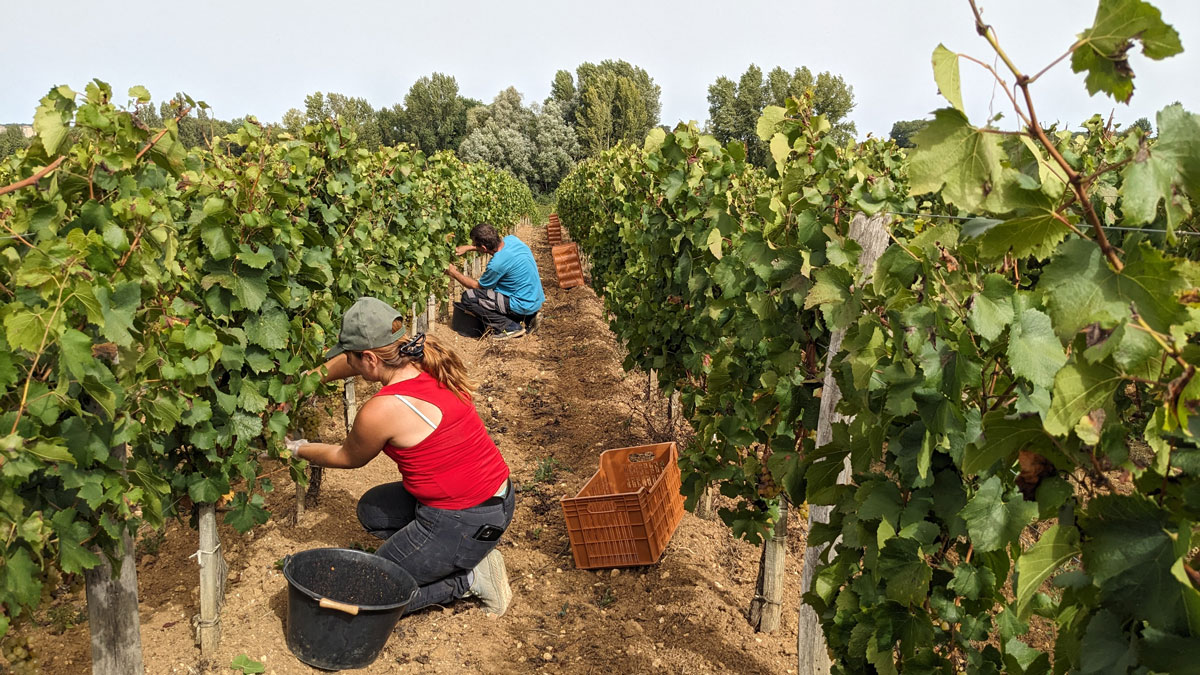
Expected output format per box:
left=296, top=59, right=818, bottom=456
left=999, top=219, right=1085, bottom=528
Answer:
left=291, top=297, right=514, bottom=616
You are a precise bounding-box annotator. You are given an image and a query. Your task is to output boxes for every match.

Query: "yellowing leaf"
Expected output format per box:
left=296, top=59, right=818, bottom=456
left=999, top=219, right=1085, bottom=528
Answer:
left=932, top=44, right=964, bottom=113
left=706, top=227, right=723, bottom=260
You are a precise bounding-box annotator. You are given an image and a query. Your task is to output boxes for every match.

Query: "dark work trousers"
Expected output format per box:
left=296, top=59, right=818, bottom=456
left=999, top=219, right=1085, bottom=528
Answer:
left=459, top=288, right=527, bottom=331
left=356, top=480, right=515, bottom=614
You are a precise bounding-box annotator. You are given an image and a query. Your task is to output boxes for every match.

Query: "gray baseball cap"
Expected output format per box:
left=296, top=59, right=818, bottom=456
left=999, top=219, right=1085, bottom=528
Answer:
left=325, top=297, right=406, bottom=360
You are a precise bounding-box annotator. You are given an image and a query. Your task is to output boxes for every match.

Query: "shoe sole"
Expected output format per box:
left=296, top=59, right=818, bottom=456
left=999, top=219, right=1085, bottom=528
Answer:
left=489, top=329, right=526, bottom=341
left=482, top=549, right=512, bottom=616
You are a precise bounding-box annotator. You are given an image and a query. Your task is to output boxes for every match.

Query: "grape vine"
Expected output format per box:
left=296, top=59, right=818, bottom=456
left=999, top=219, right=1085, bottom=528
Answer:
left=0, top=80, right=533, bottom=637
left=558, top=1, right=1199, bottom=670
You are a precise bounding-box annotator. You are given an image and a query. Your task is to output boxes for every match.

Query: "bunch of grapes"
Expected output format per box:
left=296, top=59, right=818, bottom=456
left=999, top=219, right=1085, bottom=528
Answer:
left=755, top=448, right=781, bottom=500
left=38, top=568, right=61, bottom=605
left=1, top=635, right=40, bottom=674
left=756, top=467, right=781, bottom=500
left=293, top=402, right=322, bottom=442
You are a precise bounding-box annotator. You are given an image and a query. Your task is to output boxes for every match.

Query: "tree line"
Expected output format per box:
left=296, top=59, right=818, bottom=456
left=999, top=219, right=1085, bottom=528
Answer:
left=6, top=63, right=914, bottom=196
left=4, top=66, right=1164, bottom=194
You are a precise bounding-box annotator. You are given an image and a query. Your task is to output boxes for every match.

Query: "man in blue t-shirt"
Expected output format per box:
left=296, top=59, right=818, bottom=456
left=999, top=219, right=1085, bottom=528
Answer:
left=446, top=224, right=545, bottom=339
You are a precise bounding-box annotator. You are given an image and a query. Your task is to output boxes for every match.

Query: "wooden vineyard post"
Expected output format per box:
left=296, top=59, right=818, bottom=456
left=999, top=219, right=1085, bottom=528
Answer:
left=84, top=444, right=144, bottom=675
left=196, top=503, right=228, bottom=659
left=750, top=499, right=789, bottom=633
left=797, top=212, right=890, bottom=675
left=427, top=293, right=437, bottom=327
left=342, top=376, right=358, bottom=434
left=695, top=485, right=716, bottom=520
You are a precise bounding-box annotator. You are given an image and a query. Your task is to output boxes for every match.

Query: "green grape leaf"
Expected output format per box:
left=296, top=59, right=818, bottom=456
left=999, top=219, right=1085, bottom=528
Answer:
left=706, top=227, right=723, bottom=260
left=224, top=493, right=270, bottom=533
left=237, top=381, right=269, bottom=413
left=1002, top=638, right=1051, bottom=675
left=246, top=309, right=289, bottom=350
left=1015, top=524, right=1080, bottom=620
left=947, top=563, right=996, bottom=601
left=145, top=394, right=183, bottom=430
left=1079, top=610, right=1136, bottom=672
left=1081, top=495, right=1193, bottom=629
left=51, top=509, right=102, bottom=574
left=3, top=306, right=52, bottom=353
left=663, top=171, right=685, bottom=202
left=804, top=266, right=855, bottom=328
left=932, top=44, right=964, bottom=113
left=236, top=245, right=275, bottom=270
left=1008, top=308, right=1067, bottom=389
left=1071, top=0, right=1183, bottom=102
left=968, top=273, right=1015, bottom=342
left=231, top=411, right=263, bottom=441
left=181, top=399, right=212, bottom=427
left=94, top=281, right=142, bottom=348
left=58, top=328, right=94, bottom=379
left=33, top=86, right=76, bottom=155
left=27, top=440, right=75, bottom=465
left=909, top=108, right=1007, bottom=212
left=1, top=548, right=42, bottom=607
left=959, top=476, right=1036, bottom=552
left=1140, top=626, right=1200, bottom=673
left=188, top=475, right=228, bottom=504
left=643, top=127, right=666, bottom=154
left=183, top=325, right=217, bottom=352
left=200, top=222, right=234, bottom=262
left=1042, top=238, right=1188, bottom=341
left=127, top=85, right=151, bottom=103
left=0, top=350, right=18, bottom=390
left=961, top=212, right=1069, bottom=261
left=244, top=349, right=275, bottom=374
left=855, top=480, right=903, bottom=526
left=878, top=537, right=932, bottom=607
left=1044, top=356, right=1121, bottom=437
left=231, top=653, right=266, bottom=674
left=769, top=134, right=791, bottom=174
left=964, top=412, right=1054, bottom=475
left=756, top=106, right=785, bottom=142
left=1120, top=104, right=1200, bottom=231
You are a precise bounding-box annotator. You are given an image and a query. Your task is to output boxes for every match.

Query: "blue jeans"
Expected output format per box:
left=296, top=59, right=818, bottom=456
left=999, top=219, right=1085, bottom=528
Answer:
left=356, top=481, right=514, bottom=614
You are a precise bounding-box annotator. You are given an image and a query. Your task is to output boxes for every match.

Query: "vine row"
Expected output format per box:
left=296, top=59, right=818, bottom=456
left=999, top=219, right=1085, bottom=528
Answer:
left=0, top=80, right=533, bottom=636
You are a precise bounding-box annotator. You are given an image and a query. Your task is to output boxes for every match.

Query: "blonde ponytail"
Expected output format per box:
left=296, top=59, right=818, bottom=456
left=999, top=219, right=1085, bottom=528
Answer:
left=416, top=336, right=476, bottom=399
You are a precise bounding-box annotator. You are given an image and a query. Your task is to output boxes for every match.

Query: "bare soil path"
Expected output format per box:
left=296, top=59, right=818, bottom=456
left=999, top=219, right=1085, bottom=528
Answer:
left=17, top=223, right=808, bottom=674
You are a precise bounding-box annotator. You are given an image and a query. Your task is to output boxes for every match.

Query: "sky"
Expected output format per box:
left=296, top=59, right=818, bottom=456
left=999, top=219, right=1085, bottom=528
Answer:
left=3, top=0, right=1198, bottom=139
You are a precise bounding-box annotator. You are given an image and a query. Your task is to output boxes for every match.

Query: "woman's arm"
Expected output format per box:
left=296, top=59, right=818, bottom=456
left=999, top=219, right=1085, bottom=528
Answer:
left=317, top=353, right=356, bottom=384
left=295, top=400, right=392, bottom=469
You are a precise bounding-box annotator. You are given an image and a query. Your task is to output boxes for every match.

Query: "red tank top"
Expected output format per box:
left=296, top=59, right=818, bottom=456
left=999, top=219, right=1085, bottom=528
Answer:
left=375, top=372, right=509, bottom=509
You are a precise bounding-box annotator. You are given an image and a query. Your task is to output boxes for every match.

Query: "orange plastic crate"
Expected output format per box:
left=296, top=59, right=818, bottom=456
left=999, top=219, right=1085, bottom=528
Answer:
left=550, top=242, right=584, bottom=289
left=560, top=442, right=685, bottom=569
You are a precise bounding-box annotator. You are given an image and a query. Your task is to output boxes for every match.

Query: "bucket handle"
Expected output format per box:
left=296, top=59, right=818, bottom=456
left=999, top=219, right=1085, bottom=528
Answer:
left=319, top=597, right=361, bottom=616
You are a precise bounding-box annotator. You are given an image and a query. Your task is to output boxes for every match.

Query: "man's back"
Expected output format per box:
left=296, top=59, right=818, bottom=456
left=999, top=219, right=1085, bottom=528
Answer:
left=477, top=235, right=545, bottom=315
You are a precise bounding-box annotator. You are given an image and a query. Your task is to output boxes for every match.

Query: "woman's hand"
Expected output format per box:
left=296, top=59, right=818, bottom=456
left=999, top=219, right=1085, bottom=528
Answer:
left=316, top=353, right=357, bottom=383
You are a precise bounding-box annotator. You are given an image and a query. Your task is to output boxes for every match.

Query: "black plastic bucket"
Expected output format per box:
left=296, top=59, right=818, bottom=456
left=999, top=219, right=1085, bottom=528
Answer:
left=282, top=548, right=418, bottom=670
left=451, top=302, right=487, bottom=338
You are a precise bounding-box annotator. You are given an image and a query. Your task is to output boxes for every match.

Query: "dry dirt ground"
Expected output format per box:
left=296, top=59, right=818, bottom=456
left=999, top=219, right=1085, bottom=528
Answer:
left=12, top=224, right=811, bottom=674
